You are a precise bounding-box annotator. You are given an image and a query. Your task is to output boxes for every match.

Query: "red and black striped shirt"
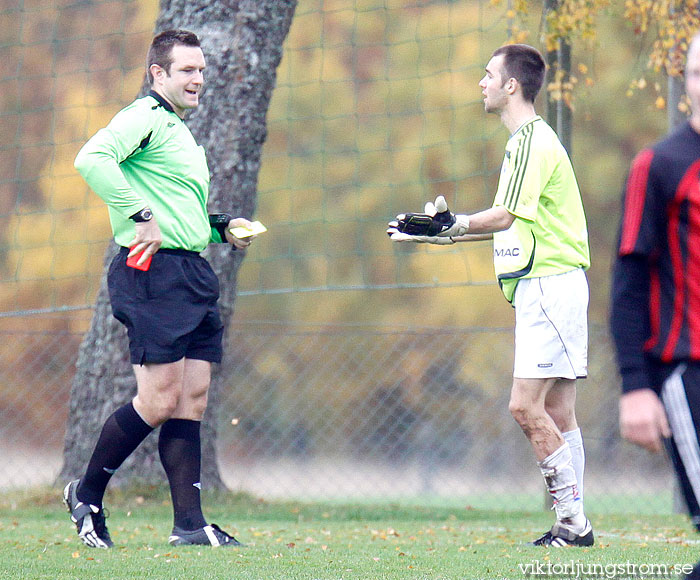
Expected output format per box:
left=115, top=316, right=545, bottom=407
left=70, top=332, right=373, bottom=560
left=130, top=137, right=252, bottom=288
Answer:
left=611, top=121, right=700, bottom=392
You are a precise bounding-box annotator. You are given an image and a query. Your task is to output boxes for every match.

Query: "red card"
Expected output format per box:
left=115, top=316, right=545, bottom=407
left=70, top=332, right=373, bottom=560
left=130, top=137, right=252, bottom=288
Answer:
left=126, top=247, right=152, bottom=271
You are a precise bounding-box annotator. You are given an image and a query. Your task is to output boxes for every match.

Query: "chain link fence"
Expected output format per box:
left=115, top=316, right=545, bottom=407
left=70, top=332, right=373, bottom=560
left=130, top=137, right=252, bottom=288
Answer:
left=0, top=313, right=674, bottom=514
left=2, top=0, right=680, bottom=515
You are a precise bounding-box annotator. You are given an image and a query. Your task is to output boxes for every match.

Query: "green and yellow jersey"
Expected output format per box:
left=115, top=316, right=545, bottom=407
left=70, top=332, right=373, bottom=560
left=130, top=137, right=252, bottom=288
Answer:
left=75, top=91, right=224, bottom=252
left=492, top=116, right=590, bottom=302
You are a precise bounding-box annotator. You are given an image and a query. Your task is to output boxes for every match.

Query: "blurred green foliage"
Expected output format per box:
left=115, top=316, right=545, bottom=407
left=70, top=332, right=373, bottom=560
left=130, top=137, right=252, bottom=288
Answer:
left=1, top=0, right=674, bottom=330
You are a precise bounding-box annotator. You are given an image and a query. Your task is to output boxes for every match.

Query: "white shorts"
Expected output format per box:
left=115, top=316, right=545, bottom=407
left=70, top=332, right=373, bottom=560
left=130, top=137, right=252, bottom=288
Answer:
left=513, top=268, right=588, bottom=380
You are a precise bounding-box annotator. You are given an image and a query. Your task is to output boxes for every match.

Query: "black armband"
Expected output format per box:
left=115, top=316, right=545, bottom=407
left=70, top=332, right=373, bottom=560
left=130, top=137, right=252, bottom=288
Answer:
left=209, top=213, right=233, bottom=243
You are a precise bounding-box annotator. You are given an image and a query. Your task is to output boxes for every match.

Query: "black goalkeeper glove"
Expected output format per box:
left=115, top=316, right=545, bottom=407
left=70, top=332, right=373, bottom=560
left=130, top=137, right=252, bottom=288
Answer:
left=387, top=196, right=469, bottom=244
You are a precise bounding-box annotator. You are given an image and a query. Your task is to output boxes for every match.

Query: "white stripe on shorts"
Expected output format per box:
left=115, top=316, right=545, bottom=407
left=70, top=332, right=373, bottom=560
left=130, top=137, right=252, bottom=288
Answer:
left=661, top=365, right=700, bottom=504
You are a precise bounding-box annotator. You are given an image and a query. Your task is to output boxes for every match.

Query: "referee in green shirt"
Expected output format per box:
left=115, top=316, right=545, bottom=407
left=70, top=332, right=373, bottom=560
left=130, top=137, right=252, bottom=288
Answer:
left=64, top=29, right=253, bottom=549
left=388, top=44, right=592, bottom=547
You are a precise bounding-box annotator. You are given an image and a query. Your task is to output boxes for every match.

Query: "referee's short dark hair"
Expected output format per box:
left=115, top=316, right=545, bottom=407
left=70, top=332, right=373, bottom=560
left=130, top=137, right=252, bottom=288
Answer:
left=492, top=44, right=546, bottom=104
left=147, top=29, right=201, bottom=85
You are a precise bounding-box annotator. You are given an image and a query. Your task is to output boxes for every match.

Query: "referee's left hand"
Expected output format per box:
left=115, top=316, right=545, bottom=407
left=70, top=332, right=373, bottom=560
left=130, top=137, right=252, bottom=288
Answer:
left=225, top=217, right=255, bottom=250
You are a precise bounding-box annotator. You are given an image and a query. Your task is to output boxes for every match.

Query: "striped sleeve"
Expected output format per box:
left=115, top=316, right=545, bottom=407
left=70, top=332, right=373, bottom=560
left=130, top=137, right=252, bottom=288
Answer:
left=502, top=123, right=535, bottom=214
left=619, top=148, right=655, bottom=256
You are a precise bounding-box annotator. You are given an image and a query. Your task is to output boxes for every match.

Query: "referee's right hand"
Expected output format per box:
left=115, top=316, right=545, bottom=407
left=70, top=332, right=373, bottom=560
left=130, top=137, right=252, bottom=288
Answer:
left=128, top=219, right=162, bottom=266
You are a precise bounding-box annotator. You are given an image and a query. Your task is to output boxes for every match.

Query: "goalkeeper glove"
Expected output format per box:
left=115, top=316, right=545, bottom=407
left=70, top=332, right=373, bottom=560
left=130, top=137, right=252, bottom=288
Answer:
left=387, top=195, right=469, bottom=244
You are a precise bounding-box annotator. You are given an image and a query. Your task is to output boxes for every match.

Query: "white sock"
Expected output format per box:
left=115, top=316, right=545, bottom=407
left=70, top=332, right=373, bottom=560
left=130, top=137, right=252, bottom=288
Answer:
left=563, top=428, right=585, bottom=503
left=538, top=443, right=586, bottom=532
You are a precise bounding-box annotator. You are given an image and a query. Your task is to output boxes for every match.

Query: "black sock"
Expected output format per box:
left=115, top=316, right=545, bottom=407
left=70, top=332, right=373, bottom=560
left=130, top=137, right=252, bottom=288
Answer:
left=158, top=419, right=207, bottom=531
left=78, top=401, right=153, bottom=506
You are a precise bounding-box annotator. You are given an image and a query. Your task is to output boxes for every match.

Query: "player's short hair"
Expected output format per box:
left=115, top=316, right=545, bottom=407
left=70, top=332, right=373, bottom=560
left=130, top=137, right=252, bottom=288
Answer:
left=492, top=44, right=546, bottom=103
left=147, top=29, right=201, bottom=85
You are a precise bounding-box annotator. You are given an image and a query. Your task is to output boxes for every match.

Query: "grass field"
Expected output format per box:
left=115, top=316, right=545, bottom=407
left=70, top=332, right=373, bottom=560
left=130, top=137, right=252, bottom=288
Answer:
left=0, top=487, right=698, bottom=580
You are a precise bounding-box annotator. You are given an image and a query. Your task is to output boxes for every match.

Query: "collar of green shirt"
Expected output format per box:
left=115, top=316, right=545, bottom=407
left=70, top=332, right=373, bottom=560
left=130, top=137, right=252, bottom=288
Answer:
left=148, top=89, right=178, bottom=116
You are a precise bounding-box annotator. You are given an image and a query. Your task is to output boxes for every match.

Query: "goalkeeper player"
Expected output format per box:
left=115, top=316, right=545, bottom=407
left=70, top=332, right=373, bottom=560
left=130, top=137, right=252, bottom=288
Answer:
left=388, top=44, right=591, bottom=547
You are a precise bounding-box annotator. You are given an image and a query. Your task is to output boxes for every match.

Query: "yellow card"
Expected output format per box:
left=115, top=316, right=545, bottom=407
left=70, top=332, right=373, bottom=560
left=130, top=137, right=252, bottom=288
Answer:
left=230, top=221, right=267, bottom=238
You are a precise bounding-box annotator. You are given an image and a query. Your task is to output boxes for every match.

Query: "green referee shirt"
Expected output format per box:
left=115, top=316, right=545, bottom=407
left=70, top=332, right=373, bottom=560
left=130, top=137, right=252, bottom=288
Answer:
left=492, top=116, right=590, bottom=302
left=75, top=91, right=222, bottom=251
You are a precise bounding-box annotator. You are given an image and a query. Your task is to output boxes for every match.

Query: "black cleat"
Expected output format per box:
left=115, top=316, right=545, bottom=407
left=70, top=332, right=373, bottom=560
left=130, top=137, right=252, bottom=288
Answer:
left=529, top=519, right=594, bottom=547
left=63, top=479, right=113, bottom=549
left=168, top=523, right=243, bottom=547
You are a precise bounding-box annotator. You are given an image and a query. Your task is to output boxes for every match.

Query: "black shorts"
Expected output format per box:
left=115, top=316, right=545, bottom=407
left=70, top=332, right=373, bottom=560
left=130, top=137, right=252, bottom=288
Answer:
left=108, top=247, right=224, bottom=365
left=654, top=361, right=700, bottom=530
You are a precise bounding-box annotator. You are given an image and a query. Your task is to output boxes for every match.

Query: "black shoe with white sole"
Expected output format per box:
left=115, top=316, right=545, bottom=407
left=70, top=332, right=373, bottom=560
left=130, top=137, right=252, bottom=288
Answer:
left=168, top=523, right=242, bottom=547
left=529, top=519, right=594, bottom=547
left=63, top=479, right=113, bottom=549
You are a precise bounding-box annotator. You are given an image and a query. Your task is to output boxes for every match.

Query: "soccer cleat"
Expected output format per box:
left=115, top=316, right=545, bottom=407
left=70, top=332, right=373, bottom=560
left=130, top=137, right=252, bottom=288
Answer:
left=529, top=519, right=594, bottom=547
left=63, top=479, right=113, bottom=549
left=168, top=523, right=243, bottom=547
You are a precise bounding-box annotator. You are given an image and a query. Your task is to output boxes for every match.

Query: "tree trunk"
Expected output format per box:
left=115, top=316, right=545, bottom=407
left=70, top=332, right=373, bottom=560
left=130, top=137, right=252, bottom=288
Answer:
left=667, top=67, right=684, bottom=130
left=59, top=0, right=297, bottom=490
left=553, top=40, right=572, bottom=154
left=543, top=0, right=573, bottom=155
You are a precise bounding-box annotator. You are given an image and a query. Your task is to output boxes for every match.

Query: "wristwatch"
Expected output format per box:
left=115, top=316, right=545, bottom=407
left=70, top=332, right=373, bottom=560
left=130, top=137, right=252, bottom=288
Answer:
left=129, top=207, right=153, bottom=222
left=209, top=213, right=233, bottom=243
